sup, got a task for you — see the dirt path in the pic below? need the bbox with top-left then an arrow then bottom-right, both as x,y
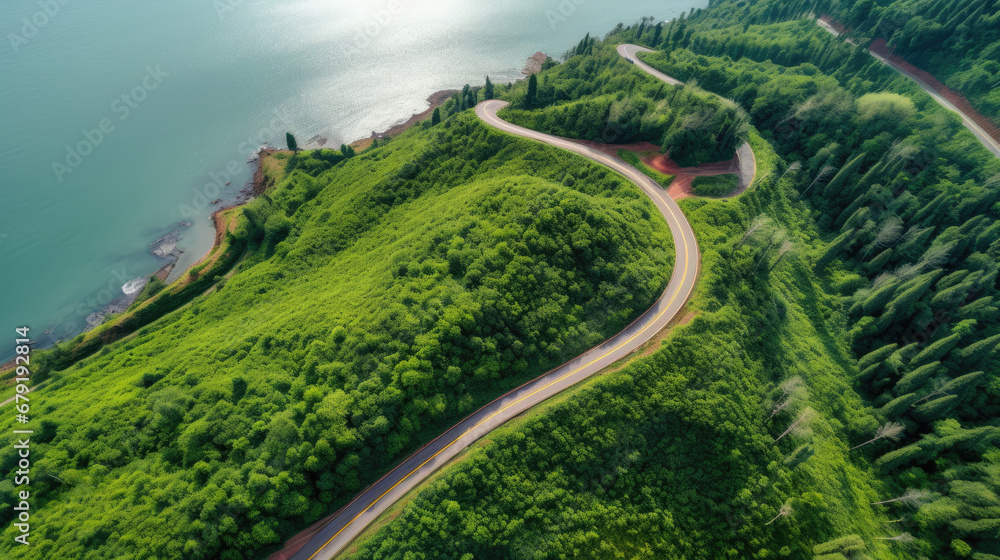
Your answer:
816,17 -> 1000,158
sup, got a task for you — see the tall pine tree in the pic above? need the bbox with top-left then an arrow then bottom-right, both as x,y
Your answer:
526,74 -> 538,108
484,76 -> 494,100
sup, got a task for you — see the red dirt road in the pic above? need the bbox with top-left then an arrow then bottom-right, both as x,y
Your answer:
642,152 -> 739,176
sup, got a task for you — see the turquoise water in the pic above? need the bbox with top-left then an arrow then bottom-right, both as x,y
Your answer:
0,0 -> 706,355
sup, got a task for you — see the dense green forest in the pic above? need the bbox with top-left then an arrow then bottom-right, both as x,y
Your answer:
830,0 -> 1000,128
0,106 -> 674,557
499,40 -> 749,166
345,4 -> 1000,560
699,0 -> 1000,128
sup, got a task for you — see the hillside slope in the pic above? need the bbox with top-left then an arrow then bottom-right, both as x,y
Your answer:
343,9 -> 1000,560
0,112 -> 674,560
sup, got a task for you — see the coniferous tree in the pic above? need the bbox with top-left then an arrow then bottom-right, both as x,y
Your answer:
484,76 -> 494,100
822,151 -> 866,200
526,74 -> 538,108
286,132 -> 299,152
894,362 -> 942,394
913,394 -> 959,423
651,22 -> 663,46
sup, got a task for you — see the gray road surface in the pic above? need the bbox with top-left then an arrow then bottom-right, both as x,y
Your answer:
288,49 -> 703,560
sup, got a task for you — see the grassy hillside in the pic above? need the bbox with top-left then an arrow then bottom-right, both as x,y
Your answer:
344,11 -> 1000,560
5,3 -> 1000,559
0,111 -> 673,559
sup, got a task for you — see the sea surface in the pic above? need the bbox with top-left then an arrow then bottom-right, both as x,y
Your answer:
0,0 -> 706,358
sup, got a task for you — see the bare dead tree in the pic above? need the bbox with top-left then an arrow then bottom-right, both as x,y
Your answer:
875,533 -> 916,544
851,421 -> 905,450
765,502 -> 793,525
770,377 -> 806,419
775,408 -> 815,442
862,216 -> 903,259
754,229 -> 788,274
887,140 -> 919,164
767,241 -> 796,273
798,164 -> 835,198
47,474 -> 68,485
681,110 -> 710,132
740,215 -> 771,246
777,161 -> 803,183
911,378 -> 948,407
770,398 -> 794,419
872,271 -> 895,289
872,489 -> 929,508
892,262 -> 923,282
918,241 -> 957,271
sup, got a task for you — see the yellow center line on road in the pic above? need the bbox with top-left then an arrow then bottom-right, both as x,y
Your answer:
306,105 -> 695,560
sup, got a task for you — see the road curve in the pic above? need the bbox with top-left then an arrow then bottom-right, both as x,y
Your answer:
290,104 -> 698,560
619,44 -> 758,190
289,49 -> 702,560
619,44 -> 682,86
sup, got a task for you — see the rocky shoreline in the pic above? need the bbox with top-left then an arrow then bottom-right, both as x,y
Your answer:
61,53 -> 547,340
81,151 -> 273,333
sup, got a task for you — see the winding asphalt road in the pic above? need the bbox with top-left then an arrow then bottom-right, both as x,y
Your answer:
619,44 -> 682,86
620,44 -> 757,191
287,46 -> 707,560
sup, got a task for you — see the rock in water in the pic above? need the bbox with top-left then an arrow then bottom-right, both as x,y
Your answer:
151,231 -> 180,259
522,51 -> 548,75
84,277 -> 151,331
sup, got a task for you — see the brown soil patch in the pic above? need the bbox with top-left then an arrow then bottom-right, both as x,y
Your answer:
642,152 -> 739,176
253,149 -> 281,196
153,262 -> 176,282
818,14 -> 848,35
668,176 -> 695,200
642,152 -> 739,200
268,513 -> 339,560
564,139 -> 741,200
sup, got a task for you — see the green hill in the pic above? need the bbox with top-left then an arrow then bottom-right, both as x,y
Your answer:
342,5 -> 1000,560
0,112 -> 673,559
